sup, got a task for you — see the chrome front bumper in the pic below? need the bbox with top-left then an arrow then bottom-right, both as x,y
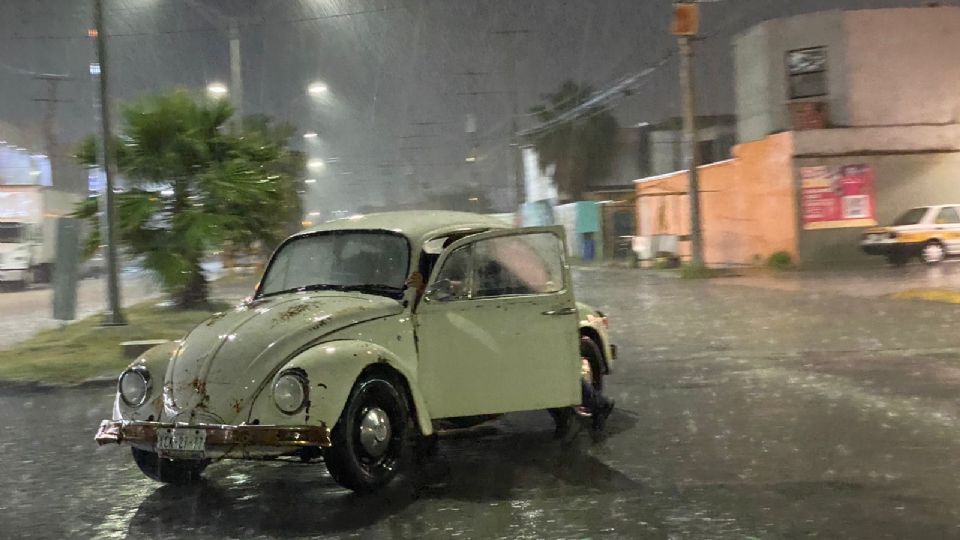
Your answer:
95,420 -> 331,459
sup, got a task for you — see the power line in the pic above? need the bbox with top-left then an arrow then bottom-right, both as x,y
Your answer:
0,5 -> 402,42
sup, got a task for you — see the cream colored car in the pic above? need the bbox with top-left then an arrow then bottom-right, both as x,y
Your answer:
95,211 -> 616,492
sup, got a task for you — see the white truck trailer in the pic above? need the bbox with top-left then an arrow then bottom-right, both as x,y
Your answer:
0,186 -> 83,288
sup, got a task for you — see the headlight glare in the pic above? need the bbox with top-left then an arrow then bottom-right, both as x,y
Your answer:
118,367 -> 150,408
273,371 -> 308,414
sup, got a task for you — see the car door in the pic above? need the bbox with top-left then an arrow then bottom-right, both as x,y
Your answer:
934,206 -> 960,254
414,227 -> 581,419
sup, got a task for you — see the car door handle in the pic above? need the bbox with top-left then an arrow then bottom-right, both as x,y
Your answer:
542,307 -> 577,316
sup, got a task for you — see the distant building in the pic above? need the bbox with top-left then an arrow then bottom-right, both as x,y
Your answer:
637,116 -> 737,178
634,5 -> 960,267
735,6 -> 960,141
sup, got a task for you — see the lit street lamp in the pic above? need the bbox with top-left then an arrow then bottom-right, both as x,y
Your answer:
307,81 -> 328,97
307,158 -> 325,171
206,82 -> 229,98
303,131 -> 319,140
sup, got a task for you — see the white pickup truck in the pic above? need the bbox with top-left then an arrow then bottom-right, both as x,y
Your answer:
0,186 -> 82,288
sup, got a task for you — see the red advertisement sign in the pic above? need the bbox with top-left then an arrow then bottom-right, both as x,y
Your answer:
800,165 -> 877,230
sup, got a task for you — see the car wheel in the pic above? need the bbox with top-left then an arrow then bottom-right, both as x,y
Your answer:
131,448 -> 208,485
886,253 -> 908,267
921,240 -> 945,265
580,336 -> 605,394
324,375 -> 410,493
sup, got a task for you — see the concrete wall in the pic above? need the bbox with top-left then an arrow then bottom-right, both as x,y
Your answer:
735,10 -> 850,142
635,133 -> 798,266
845,7 -> 960,127
796,151 -> 960,266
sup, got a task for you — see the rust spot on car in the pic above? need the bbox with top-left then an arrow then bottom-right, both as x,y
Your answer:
309,315 -> 332,331
231,399 -> 244,414
273,303 -> 318,327
204,312 -> 227,326
190,377 -> 207,395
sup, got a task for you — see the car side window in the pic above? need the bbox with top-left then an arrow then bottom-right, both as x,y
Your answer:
936,207 -> 960,225
472,232 -> 565,298
432,245 -> 472,301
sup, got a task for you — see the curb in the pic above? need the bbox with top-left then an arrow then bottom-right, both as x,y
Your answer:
891,288 -> 960,304
0,375 -> 115,393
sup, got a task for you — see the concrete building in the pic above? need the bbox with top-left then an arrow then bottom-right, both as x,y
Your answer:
641,116 -> 737,177
736,7 -> 960,142
636,5 -> 960,267
633,5 -> 960,266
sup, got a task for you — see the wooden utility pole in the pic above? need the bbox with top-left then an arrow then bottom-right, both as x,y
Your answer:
673,3 -> 704,267
93,0 -> 126,325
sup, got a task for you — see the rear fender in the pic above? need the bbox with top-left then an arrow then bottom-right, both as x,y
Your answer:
246,340 -> 433,436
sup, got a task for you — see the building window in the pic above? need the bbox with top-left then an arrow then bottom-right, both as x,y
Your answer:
786,47 -> 827,99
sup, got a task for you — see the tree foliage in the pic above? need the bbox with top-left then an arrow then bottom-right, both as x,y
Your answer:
528,80 -> 619,201
75,91 -> 304,308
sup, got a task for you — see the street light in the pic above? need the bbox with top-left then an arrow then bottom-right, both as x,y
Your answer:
303,131 -> 319,140
307,158 -> 325,171
207,82 -> 228,98
307,81 -> 328,97
304,178 -> 318,184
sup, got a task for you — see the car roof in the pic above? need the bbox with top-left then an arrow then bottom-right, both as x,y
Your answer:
297,210 -> 513,245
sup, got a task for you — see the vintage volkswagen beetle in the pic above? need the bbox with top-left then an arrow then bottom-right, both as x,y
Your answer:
95,211 -> 615,492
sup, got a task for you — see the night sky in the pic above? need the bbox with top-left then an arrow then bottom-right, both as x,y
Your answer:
0,0 -> 931,211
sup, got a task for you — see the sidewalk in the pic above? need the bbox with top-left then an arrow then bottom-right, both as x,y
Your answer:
710,261 -> 960,300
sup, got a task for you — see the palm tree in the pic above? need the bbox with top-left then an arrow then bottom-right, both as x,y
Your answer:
528,80 -> 619,201
76,91 -> 304,308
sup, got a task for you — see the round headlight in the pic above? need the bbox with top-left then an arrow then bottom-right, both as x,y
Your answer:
273,371 -> 308,414
118,367 -> 150,408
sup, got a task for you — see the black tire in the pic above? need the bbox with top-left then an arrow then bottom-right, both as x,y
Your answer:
548,407 -> 578,441
921,240 -> 946,265
131,448 -> 208,485
886,253 -> 908,267
324,375 -> 410,493
435,414 -> 500,430
580,336 -> 605,393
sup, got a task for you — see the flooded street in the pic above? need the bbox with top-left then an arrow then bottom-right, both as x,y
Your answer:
4,267 -> 960,538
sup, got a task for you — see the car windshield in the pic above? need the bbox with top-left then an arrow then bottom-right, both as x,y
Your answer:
0,223 -> 23,243
892,207 -> 928,226
258,231 -> 409,298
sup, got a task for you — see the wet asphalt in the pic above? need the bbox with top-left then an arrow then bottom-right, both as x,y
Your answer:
4,266 -> 960,539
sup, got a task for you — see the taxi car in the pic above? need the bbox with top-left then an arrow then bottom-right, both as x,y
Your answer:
94,211 -> 615,492
860,205 -> 960,265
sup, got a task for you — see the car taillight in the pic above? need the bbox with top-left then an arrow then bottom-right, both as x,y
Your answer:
596,310 -> 609,329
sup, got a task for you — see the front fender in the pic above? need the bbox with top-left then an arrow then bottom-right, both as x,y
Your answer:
246,340 -> 433,436
115,340 -> 180,422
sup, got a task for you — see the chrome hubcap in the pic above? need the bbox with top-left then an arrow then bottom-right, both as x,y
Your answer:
359,407 -> 391,457
924,244 -> 944,263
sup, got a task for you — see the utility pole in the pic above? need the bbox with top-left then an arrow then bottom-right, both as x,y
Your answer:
228,17 -> 243,124
490,29 -> 533,212
31,73 -> 71,190
672,3 -> 704,267
93,0 -> 126,326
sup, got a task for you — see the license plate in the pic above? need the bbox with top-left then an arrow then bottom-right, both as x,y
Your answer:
156,427 -> 206,457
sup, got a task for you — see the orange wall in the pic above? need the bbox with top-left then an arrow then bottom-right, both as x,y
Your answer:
635,132 -> 798,266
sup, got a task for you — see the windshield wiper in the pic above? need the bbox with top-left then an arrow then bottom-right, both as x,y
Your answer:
260,283 -> 404,299
340,283 -> 405,297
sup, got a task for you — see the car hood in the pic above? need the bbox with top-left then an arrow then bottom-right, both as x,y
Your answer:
163,291 -> 403,423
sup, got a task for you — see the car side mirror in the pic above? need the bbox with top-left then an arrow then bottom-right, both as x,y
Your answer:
424,278 -> 454,303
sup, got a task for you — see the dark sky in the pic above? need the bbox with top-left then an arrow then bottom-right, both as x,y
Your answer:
0,0 -> 932,211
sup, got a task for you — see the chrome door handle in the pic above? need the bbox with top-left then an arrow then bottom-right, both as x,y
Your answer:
542,307 -> 577,316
